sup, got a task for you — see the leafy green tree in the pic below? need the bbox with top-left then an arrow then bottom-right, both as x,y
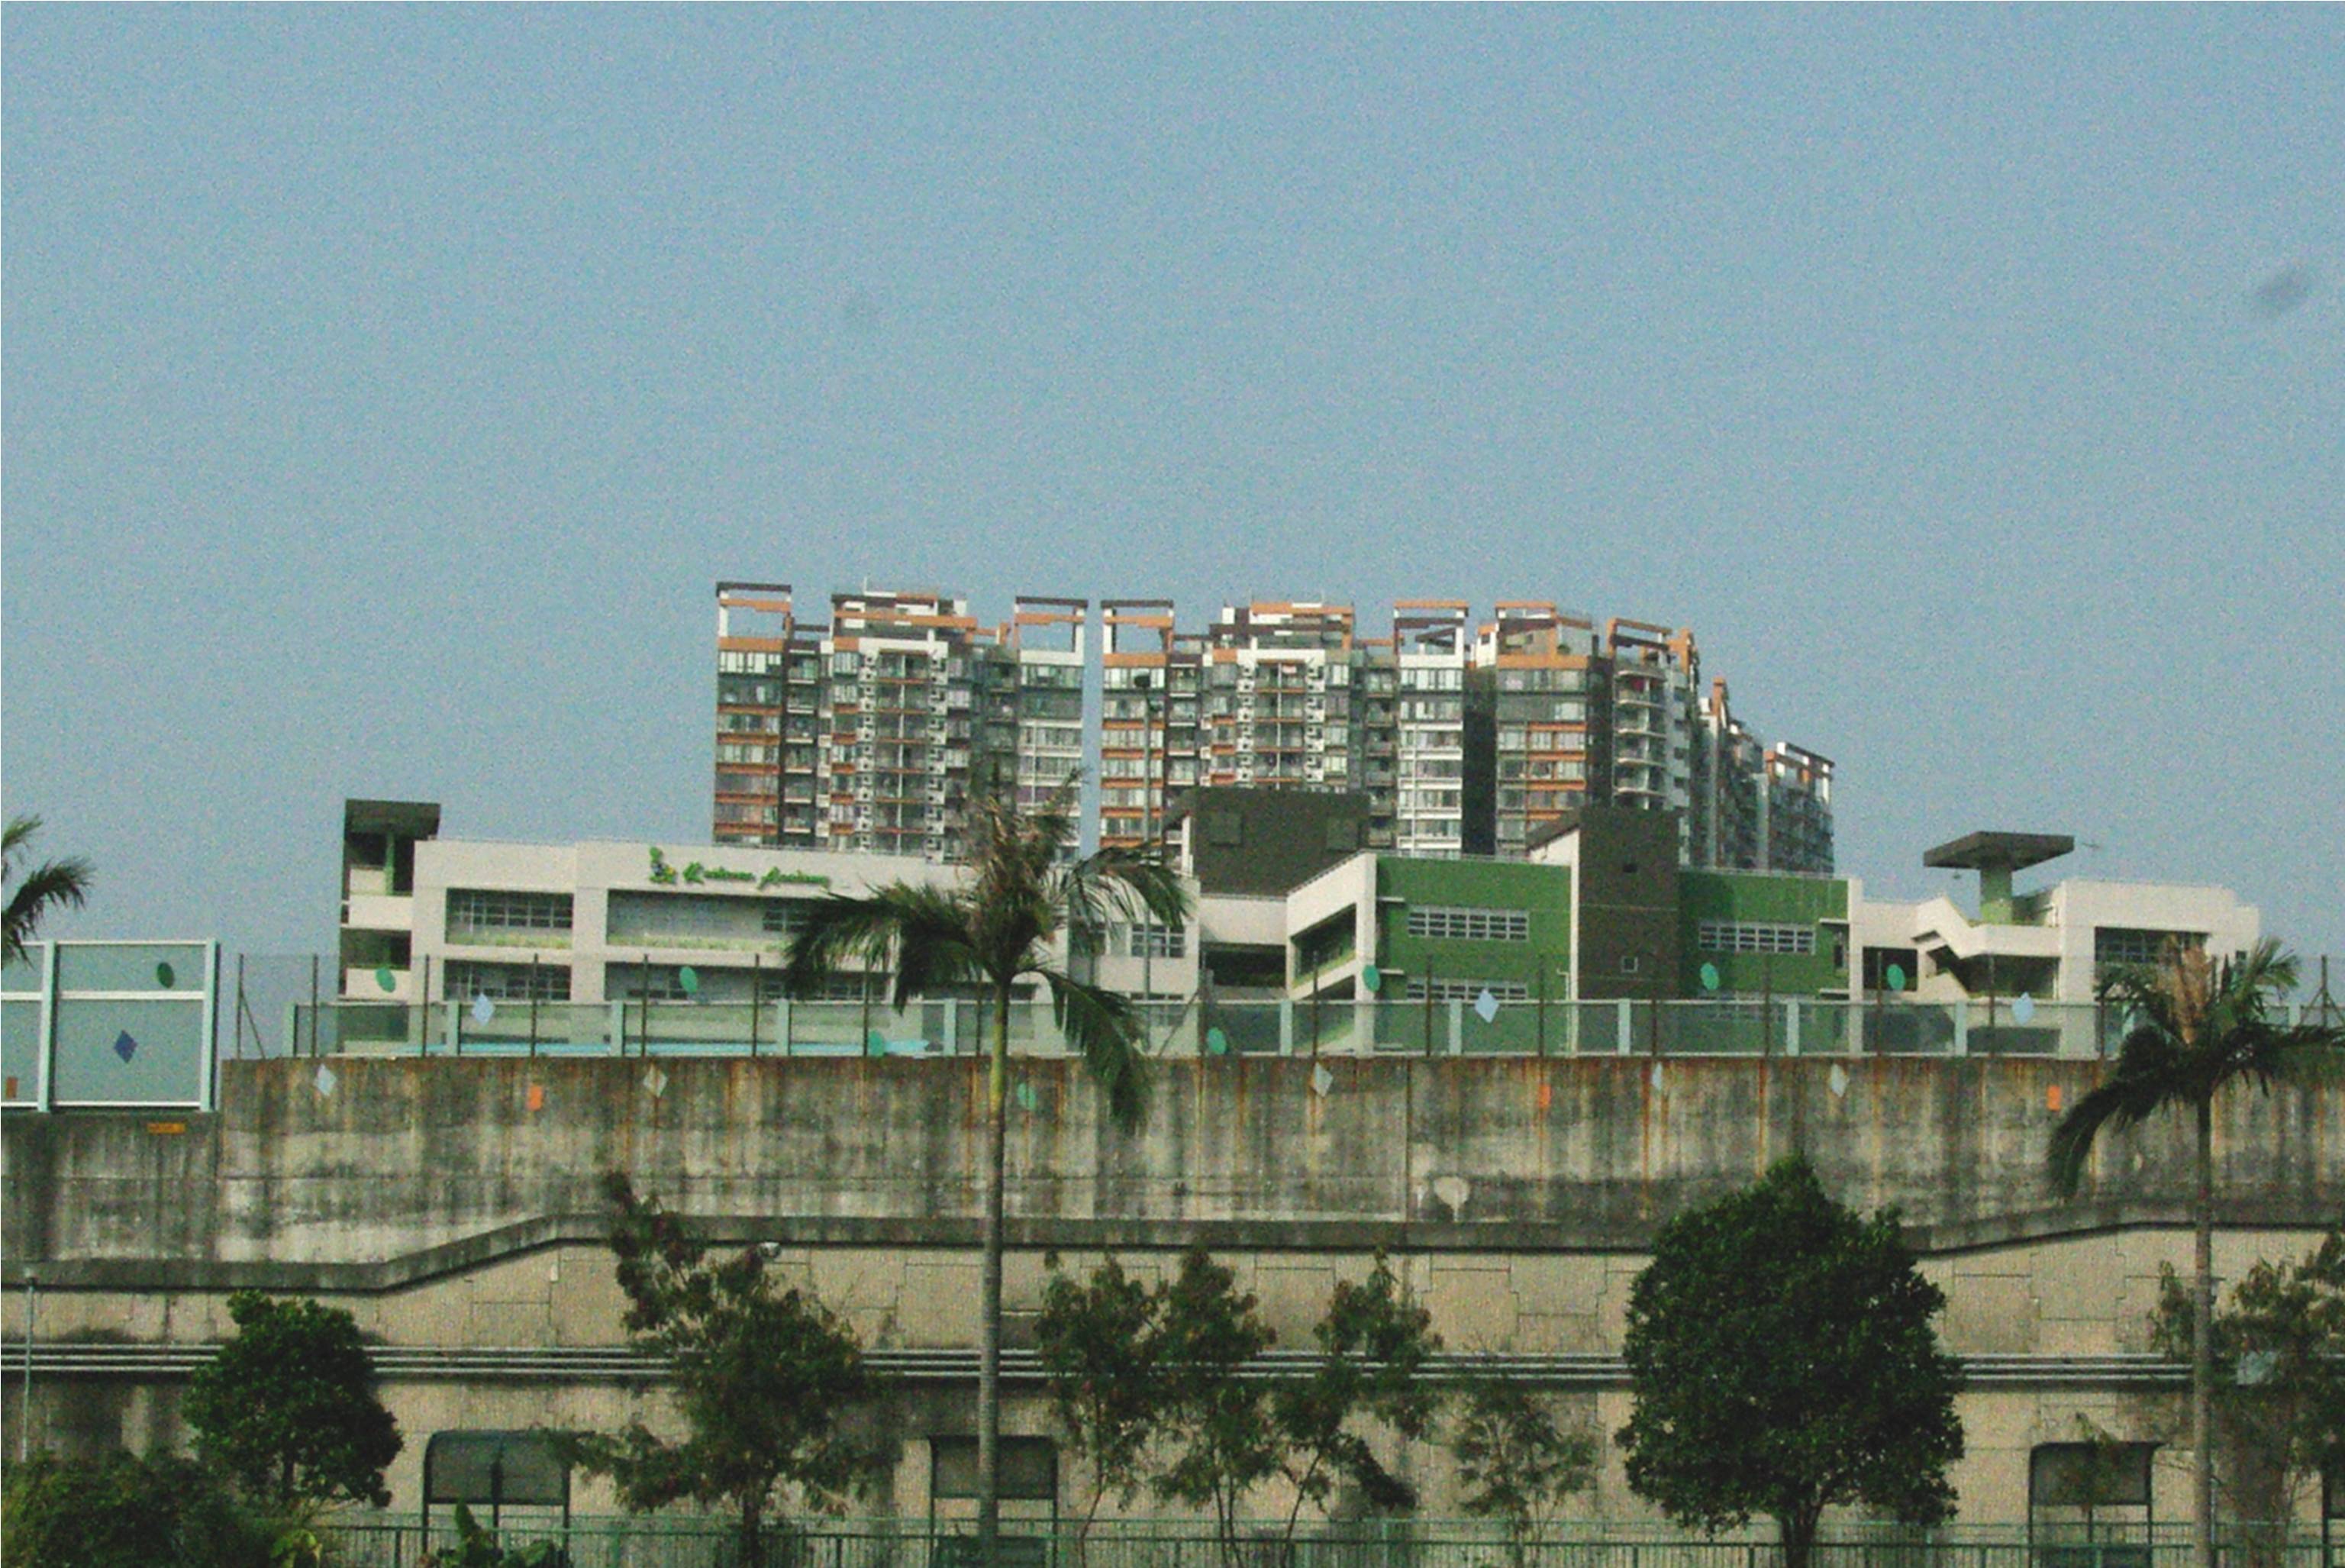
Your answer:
2049,940 -> 2345,1568
0,1449 -> 278,1568
566,1174 -> 885,1567
1450,1379 -> 1598,1568
1617,1158 -> 1964,1568
2148,1223 -> 2345,1568
184,1291 -> 403,1508
1269,1251 -> 1443,1541
783,778 -> 1188,1562
3,814 -> 92,965
1036,1254 -> 1172,1551
1150,1249 -> 1280,1568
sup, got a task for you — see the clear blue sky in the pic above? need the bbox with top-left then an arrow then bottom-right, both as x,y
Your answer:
6,7 -> 2340,972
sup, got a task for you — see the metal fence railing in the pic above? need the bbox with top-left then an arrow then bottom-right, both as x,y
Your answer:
265,995 -> 2148,1063
315,1518 -> 2345,1568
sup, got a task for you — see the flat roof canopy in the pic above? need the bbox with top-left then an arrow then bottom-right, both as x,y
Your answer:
1923,831 -> 2074,873
344,799 -> 442,839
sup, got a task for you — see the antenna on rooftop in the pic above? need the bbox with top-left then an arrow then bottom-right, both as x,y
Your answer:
2304,957 -> 2340,1030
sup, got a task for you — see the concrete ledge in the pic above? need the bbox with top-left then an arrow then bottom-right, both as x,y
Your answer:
0,1341 -> 2191,1391
2,1199 -> 2327,1295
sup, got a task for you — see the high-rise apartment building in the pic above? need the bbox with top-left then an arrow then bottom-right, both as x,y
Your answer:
717,586 -> 1831,872
1701,684 -> 1835,874
712,585 -> 1086,859
1100,601 -> 1472,856
1463,604 -> 1605,858
1384,602 -> 1473,856
1099,600 -> 1201,852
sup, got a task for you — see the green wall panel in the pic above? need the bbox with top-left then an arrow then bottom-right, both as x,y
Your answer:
1678,872 -> 1851,996
1374,857 -> 1574,997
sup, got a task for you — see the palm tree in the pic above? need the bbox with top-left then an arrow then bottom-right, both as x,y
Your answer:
2047,939 -> 2345,1568
783,778 -> 1189,1565
4,815 -> 94,966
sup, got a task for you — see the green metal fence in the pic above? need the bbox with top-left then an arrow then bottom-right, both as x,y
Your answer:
318,1517 -> 2343,1568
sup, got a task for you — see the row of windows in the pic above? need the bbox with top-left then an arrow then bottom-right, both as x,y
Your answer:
2094,927 -> 2206,967
1405,978 -> 1530,1002
1695,921 -> 1818,956
444,960 -> 573,1002
1495,725 -> 1589,750
1406,906 -> 1531,943
1493,669 -> 1591,694
447,890 -> 575,932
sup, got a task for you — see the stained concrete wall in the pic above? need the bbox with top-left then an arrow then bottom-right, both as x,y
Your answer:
5,1055 -> 2334,1280
2,1055 -> 2337,1525
5,1228 -> 2327,1526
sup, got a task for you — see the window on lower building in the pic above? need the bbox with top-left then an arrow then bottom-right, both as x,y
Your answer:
2029,1440 -> 2156,1568
1404,978 -> 1529,1002
2093,928 -> 2206,970
1862,946 -> 1918,992
1697,921 -> 1818,955
444,961 -> 571,1002
929,1435 -> 1059,1505
447,889 -> 574,934
611,964 -> 692,1002
1406,907 -> 1531,943
1124,923 -> 1186,960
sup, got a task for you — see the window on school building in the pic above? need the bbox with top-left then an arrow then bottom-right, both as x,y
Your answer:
446,889 -> 574,934
444,961 -> 572,1002
1403,978 -> 1529,1002
1124,924 -> 1185,960
2093,928 -> 2206,969
611,964 -> 692,1002
1695,921 -> 1817,956
1405,907 -> 1531,943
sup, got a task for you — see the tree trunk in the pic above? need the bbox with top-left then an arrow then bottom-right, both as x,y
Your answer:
978,982 -> 1011,1567
2194,1096 -> 2216,1568
1779,1504 -> 1821,1568
741,1489 -> 763,1568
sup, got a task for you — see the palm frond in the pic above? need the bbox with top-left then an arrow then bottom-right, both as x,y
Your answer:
1053,845 -> 1192,941
2050,938 -> 2336,1199
2047,1069 -> 2169,1198
869,885 -> 987,1008
780,887 -> 964,1003
2,843 -> 93,966
957,782 -> 1071,964
1040,969 -> 1150,1133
